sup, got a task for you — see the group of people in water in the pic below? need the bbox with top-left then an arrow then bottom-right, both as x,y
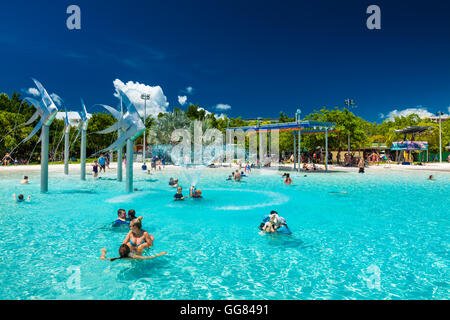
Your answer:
259,210 -> 290,234
103,208 -> 167,261
173,184 -> 203,200
227,170 -> 247,181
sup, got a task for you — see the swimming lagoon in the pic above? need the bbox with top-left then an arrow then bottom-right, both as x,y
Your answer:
0,167 -> 448,300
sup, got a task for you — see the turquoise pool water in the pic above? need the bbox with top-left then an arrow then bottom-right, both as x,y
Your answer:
0,167 -> 448,300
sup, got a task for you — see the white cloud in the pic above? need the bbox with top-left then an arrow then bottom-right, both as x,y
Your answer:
379,113 -> 385,119
55,111 -> 92,125
178,96 -> 187,106
113,79 -> 169,118
198,107 -> 227,120
26,88 -> 39,97
215,103 -> 231,111
50,93 -> 63,107
385,107 -> 434,121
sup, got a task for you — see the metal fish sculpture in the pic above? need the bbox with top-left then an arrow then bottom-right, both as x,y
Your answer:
97,89 -> 145,152
21,78 -> 59,143
64,107 -> 70,133
72,98 -> 90,142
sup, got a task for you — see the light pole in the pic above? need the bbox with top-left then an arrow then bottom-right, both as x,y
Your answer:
141,93 -> 151,162
437,111 -> 443,163
296,109 -> 302,171
227,119 -> 231,165
257,117 -> 263,168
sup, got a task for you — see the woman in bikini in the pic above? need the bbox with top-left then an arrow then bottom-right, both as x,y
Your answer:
122,219 -> 154,256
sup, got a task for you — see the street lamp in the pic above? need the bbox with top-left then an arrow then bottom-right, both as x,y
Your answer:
141,93 -> 151,162
437,111 -> 444,163
296,109 -> 302,171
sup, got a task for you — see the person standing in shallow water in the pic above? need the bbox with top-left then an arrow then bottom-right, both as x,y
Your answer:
358,157 -> 365,173
98,154 -> 106,173
284,173 -> 293,184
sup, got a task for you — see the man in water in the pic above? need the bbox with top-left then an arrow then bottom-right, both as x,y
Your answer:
127,209 -> 137,221
21,176 -> 29,184
100,246 -> 166,261
174,187 -> 185,200
13,193 -> 31,202
112,209 -> 129,227
234,170 -> 242,181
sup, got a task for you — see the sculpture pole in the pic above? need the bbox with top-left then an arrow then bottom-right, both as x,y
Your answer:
21,79 -> 58,192
117,130 -> 123,182
126,139 -> 134,193
41,125 -> 50,192
117,96 -> 123,181
64,127 -> 69,175
80,128 -> 87,180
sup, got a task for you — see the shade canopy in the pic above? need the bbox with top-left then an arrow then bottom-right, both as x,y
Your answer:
394,126 -> 432,135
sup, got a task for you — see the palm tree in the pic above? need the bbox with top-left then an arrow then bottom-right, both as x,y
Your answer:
148,109 -> 191,145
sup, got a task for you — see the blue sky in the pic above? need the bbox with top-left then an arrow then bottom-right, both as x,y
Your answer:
1,0 -> 450,121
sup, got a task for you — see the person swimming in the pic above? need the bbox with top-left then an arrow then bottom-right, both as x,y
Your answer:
226,175 -> 233,181
20,176 -> 29,184
170,179 -> 179,188
13,193 -> 30,202
123,219 -> 154,255
428,175 -> 434,180
100,246 -> 166,261
174,186 -> 185,200
127,209 -> 137,221
329,191 -> 347,194
259,211 -> 289,234
112,209 -> 129,227
192,189 -> 202,199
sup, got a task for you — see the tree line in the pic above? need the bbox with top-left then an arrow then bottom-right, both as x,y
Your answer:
0,92 -> 448,163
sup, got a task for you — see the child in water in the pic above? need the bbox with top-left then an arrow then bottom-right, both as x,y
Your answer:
92,161 -> 99,179
13,193 -> 31,202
